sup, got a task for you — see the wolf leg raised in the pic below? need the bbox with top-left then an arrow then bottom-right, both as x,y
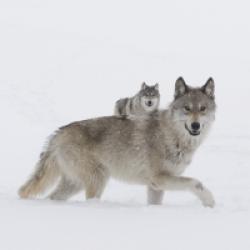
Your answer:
151,174 -> 215,207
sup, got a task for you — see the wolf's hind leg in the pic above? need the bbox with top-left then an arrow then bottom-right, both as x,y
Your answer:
151,175 -> 215,207
147,186 -> 164,205
49,176 -> 83,200
85,165 -> 109,200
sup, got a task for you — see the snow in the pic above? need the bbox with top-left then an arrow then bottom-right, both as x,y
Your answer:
0,0 -> 250,249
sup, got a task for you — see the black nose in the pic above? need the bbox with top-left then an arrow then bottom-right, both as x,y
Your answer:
147,101 -> 152,106
191,122 -> 200,131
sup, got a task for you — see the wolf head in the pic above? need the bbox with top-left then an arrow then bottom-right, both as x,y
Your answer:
170,77 -> 216,137
139,82 -> 160,112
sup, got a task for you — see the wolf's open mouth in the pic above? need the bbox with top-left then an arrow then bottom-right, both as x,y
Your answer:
185,124 -> 200,136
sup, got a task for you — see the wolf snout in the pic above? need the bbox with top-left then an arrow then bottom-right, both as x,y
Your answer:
185,122 -> 201,136
191,122 -> 200,131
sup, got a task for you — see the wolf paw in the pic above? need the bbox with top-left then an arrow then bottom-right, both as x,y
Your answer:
200,188 -> 215,208
193,182 -> 215,208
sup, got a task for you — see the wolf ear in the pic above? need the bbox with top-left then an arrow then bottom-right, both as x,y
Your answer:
202,78 -> 215,99
154,83 -> 159,90
175,77 -> 188,99
141,82 -> 147,90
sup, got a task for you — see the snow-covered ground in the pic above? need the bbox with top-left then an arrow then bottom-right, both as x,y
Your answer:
0,1 -> 250,249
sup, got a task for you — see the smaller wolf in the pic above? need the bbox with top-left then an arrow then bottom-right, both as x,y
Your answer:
114,82 -> 160,116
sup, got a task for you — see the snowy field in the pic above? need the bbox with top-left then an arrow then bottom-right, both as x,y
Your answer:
0,1 -> 250,249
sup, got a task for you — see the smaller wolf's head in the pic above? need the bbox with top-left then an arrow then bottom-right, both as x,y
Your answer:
170,77 -> 216,137
139,82 -> 160,112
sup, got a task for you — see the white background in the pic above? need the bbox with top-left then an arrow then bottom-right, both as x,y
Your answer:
0,1 -> 250,249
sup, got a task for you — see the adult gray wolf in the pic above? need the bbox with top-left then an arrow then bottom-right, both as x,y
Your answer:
114,82 -> 160,116
19,77 -> 216,207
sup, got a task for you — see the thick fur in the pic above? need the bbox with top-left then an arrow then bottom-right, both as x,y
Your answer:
114,82 -> 160,116
18,151 -> 58,198
19,78 -> 216,207
114,83 -> 162,202
114,82 -> 162,204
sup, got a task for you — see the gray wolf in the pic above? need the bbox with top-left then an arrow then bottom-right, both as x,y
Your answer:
114,82 -> 160,116
19,77 -> 216,207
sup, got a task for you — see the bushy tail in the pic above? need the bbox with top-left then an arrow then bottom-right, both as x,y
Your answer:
18,151 -> 59,199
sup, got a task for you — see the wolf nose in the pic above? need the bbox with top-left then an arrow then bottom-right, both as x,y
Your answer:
147,101 -> 152,106
191,122 -> 200,131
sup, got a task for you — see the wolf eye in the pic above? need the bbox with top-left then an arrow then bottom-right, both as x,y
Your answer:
184,105 -> 191,112
200,106 -> 206,112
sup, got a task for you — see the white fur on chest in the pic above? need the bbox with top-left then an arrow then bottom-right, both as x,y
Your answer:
164,150 -> 193,175
163,138 -> 198,176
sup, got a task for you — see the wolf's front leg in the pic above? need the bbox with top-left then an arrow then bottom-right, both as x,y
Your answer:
150,175 -> 215,207
147,186 -> 164,205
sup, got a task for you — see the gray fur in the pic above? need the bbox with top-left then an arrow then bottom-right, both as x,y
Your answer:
54,82 -> 162,203
19,78 -> 216,207
114,82 -> 160,116
49,176 -> 83,200
114,82 -> 162,204
147,186 -> 164,205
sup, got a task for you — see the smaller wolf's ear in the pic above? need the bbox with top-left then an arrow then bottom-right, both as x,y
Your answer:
175,77 -> 188,99
154,83 -> 159,90
141,82 -> 147,90
202,78 -> 215,99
